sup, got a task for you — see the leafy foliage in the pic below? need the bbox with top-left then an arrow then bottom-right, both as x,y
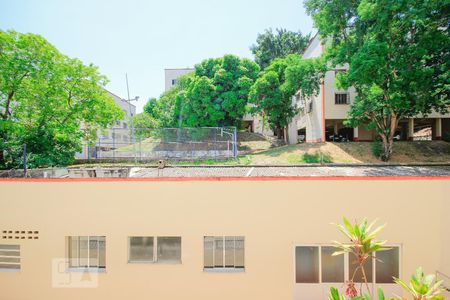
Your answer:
333,217 -> 389,296
144,55 -> 259,128
250,28 -> 311,69
249,54 -> 325,138
304,0 -> 450,161
0,30 -> 124,168
394,267 -> 445,300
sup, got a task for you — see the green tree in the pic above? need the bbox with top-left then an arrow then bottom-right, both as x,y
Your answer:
180,55 -> 260,127
0,30 -> 123,168
304,0 -> 450,161
250,28 -> 311,69
249,54 -> 325,139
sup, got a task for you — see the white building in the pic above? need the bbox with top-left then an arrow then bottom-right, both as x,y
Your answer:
286,33 -> 450,144
164,68 -> 194,91
76,90 -> 136,159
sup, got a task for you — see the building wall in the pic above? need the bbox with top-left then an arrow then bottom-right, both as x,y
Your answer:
0,179 -> 448,300
164,68 -> 194,91
293,34 -> 450,144
76,91 -> 136,159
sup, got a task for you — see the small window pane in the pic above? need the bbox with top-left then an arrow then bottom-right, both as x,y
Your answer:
68,237 -> 79,267
129,237 -> 154,262
225,237 -> 235,267
214,237 -> 224,267
234,237 -> 245,268
321,246 -> 344,282
204,237 -> 214,268
157,237 -> 181,263
79,237 -> 89,267
349,254 -> 373,283
89,237 -> 98,267
376,247 -> 399,283
98,236 -> 106,268
296,246 -> 319,283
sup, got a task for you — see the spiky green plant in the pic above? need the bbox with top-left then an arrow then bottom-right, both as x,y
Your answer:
394,267 -> 445,300
329,287 -> 394,300
332,217 -> 390,296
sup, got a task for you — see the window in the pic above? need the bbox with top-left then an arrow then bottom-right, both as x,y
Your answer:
68,236 -> 106,270
306,101 -> 313,113
171,79 -> 177,85
295,245 -> 400,285
123,122 -> 127,129
0,244 -> 20,271
321,246 -> 344,282
129,237 -> 154,262
375,247 -> 399,283
204,236 -> 244,271
157,237 -> 181,263
335,93 -> 350,104
296,246 -> 319,283
128,236 -> 181,264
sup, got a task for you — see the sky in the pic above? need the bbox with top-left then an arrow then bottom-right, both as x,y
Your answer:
0,0 -> 314,113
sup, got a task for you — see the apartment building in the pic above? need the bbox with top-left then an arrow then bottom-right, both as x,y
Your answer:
0,179 -> 449,300
287,34 -> 450,144
164,68 -> 194,91
76,91 -> 136,159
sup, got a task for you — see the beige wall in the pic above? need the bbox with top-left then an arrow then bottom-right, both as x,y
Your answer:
0,179 -> 449,300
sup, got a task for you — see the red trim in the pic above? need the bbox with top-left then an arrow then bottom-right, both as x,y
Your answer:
434,136 -> 442,140
408,137 -> 414,141
0,176 -> 449,182
353,137 -> 360,142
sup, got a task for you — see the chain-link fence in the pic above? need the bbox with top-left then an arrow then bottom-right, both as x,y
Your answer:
85,127 -> 237,161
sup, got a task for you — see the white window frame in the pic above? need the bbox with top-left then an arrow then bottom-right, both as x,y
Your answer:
335,92 -> 350,105
0,244 -> 21,272
128,236 -> 182,264
67,236 -> 106,273
294,244 -> 402,285
203,236 -> 245,273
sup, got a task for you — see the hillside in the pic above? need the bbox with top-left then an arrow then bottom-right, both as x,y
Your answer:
241,141 -> 450,165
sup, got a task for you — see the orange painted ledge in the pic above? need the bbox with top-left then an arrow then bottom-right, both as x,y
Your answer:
0,176 -> 449,182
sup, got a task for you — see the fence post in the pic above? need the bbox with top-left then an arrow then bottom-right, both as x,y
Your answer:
233,127 -> 238,158
23,144 -> 27,178
113,128 -> 116,162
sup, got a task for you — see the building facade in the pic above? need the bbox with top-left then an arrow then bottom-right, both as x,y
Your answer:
76,91 -> 136,159
164,68 -> 194,91
0,179 -> 449,300
287,34 -> 450,144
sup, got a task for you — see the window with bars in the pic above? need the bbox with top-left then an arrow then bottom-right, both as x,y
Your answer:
295,245 -> 400,284
204,236 -> 244,271
335,93 -> 350,104
68,236 -> 106,270
128,236 -> 181,264
0,244 -> 20,271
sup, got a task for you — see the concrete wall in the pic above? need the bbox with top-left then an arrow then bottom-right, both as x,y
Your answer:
0,179 -> 449,300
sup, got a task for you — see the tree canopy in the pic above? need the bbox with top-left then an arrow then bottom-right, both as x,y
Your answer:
249,54 -> 325,138
143,55 -> 260,128
304,0 -> 450,160
250,28 -> 311,69
0,30 -> 124,168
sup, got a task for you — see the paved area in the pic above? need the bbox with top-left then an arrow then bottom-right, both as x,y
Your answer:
128,166 -> 450,178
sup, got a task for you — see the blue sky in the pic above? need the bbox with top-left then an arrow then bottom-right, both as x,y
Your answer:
0,0 -> 314,112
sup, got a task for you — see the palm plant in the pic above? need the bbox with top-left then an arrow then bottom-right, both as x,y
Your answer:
332,217 -> 390,296
329,287 -> 393,300
394,267 -> 445,300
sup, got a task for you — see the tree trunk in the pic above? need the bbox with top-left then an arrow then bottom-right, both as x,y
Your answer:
276,127 -> 282,139
379,114 -> 398,161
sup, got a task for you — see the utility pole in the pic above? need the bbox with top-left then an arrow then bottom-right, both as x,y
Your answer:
125,73 -> 139,163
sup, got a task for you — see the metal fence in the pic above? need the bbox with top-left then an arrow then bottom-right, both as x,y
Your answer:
86,127 -> 238,161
